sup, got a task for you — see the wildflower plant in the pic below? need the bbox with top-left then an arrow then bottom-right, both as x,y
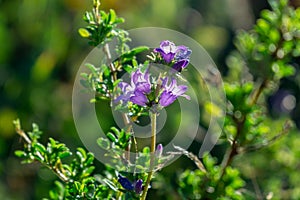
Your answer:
14,0 -> 300,199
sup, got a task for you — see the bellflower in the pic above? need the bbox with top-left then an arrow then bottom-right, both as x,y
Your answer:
154,40 -> 177,63
173,45 -> 192,72
116,69 -> 151,106
154,40 -> 192,72
175,45 -> 192,60
159,77 -> 190,107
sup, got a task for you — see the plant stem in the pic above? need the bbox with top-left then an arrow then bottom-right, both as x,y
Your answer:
102,42 -> 133,162
250,79 -> 268,106
103,43 -> 118,82
15,125 -> 31,145
15,123 -> 69,182
141,112 -> 157,200
220,79 -> 268,180
220,116 -> 244,178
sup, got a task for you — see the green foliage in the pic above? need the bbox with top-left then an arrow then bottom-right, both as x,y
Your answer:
224,82 -> 254,114
233,0 -> 299,80
80,63 -> 114,101
178,154 -> 245,200
177,0 -> 298,199
97,127 -> 132,158
13,120 -> 119,199
79,5 -> 126,47
13,0 -> 300,199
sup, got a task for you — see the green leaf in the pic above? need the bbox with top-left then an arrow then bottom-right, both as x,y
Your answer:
110,127 -> 120,137
120,46 -> 149,63
114,17 -> 125,24
130,46 -> 149,54
80,79 -> 90,88
76,147 -> 87,162
15,150 -> 26,158
100,64 -> 110,77
58,151 -> 72,159
97,138 -> 110,150
106,132 -> 118,143
103,179 -> 118,191
83,11 -> 94,23
78,28 -> 91,38
35,142 -> 46,153
74,181 -> 81,191
143,147 -> 150,154
86,63 -> 97,74
49,138 -> 57,148
85,153 -> 94,165
82,166 -> 95,177
109,9 -> 116,24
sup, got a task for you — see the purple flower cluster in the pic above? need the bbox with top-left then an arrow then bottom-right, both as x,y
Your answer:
118,175 -> 143,194
116,69 -> 190,108
154,40 -> 192,72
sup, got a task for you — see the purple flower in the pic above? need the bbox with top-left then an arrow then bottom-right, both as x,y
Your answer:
115,82 -> 134,103
175,45 -> 192,60
154,40 -> 192,72
134,179 -> 143,194
118,175 -> 134,191
130,90 -> 148,106
118,175 -> 143,194
116,69 -> 151,106
173,45 -> 191,72
116,65 -> 191,108
159,77 -> 190,107
172,59 -> 189,72
131,69 -> 151,94
154,40 -> 177,63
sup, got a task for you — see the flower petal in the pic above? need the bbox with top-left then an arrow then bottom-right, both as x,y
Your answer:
135,82 -> 151,93
172,85 -> 188,96
172,59 -> 189,72
159,77 -> 190,107
162,53 -> 176,63
160,40 -> 177,53
134,179 -> 143,194
159,91 -> 177,107
115,82 -> 133,103
175,45 -> 192,60
118,175 -> 134,191
130,90 -> 148,106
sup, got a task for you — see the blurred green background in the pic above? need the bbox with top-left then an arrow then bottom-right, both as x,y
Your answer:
1,0 -> 300,199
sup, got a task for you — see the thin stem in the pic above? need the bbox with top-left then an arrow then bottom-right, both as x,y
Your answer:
103,43 -> 118,82
250,79 -> 268,106
141,112 -> 157,200
103,42 -> 132,162
15,124 -> 69,182
251,173 -> 263,200
93,0 -> 101,24
15,126 -> 31,145
220,116 -> 245,179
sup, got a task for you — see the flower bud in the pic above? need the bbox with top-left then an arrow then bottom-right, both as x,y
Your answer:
155,144 -> 163,157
